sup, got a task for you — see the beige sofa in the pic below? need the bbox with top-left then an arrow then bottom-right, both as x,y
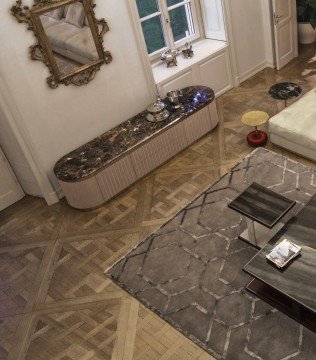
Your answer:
269,88 -> 316,161
40,3 -> 98,65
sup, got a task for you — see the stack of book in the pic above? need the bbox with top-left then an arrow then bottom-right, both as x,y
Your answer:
266,239 -> 301,268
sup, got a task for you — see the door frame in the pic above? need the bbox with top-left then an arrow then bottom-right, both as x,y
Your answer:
293,0 -> 298,57
0,147 -> 24,211
0,74 -> 59,205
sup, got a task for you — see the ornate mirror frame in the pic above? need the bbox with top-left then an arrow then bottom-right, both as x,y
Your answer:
11,0 -> 112,88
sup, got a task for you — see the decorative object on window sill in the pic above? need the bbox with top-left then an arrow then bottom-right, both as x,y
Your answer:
146,95 -> 170,123
182,43 -> 194,58
167,90 -> 183,109
11,0 -> 112,89
241,110 -> 269,147
161,49 -> 180,67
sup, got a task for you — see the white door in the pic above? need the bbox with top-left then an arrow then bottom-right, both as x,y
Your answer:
272,0 -> 298,70
0,147 -> 24,211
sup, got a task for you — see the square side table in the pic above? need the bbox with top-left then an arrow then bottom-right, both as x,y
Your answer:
228,182 -> 296,249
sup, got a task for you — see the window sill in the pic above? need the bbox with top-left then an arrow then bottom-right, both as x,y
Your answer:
152,39 -> 228,85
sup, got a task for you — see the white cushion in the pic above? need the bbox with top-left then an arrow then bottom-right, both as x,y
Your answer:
269,88 -> 316,151
270,133 -> 316,161
65,3 -> 85,28
45,8 -> 64,20
40,15 -> 63,29
45,22 -> 84,49
65,27 -> 98,61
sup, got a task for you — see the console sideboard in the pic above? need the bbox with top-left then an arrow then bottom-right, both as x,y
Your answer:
55,87 -> 219,209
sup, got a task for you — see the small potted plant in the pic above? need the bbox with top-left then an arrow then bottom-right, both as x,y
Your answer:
297,0 -> 316,44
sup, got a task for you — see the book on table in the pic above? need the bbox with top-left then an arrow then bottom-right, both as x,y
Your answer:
266,239 -> 301,268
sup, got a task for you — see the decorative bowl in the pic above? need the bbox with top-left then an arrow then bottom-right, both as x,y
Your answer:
167,90 -> 183,109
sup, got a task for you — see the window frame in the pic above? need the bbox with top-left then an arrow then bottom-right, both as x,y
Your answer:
137,0 -> 204,60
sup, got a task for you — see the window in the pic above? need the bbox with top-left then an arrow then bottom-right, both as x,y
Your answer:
136,0 -> 201,57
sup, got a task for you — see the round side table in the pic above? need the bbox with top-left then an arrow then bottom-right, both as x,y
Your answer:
269,82 -> 302,108
241,111 -> 269,147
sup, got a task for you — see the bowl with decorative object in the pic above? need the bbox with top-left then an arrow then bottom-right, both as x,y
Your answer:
161,49 -> 180,67
167,90 -> 183,109
182,43 -> 194,58
146,96 -> 169,122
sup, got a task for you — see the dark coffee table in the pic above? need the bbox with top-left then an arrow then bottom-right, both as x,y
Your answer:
243,194 -> 316,332
228,182 -> 296,248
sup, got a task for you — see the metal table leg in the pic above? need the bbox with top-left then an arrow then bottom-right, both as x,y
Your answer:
239,217 -> 285,249
246,218 -> 258,247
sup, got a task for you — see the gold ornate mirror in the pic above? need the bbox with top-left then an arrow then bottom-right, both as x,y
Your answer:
12,0 -> 112,88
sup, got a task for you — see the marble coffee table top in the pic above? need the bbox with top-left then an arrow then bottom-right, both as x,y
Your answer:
269,82 -> 302,101
244,194 -> 316,314
228,182 -> 296,228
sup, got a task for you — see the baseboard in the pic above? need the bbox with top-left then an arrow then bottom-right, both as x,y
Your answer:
29,186 -> 63,205
235,61 -> 274,85
56,186 -> 64,199
44,190 -> 61,205
21,181 -> 43,198
215,84 -> 234,98
265,60 -> 275,69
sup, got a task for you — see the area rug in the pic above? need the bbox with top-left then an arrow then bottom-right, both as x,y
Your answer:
106,148 -> 316,359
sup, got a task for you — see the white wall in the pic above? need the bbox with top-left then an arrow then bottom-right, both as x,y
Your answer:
227,0 -> 274,84
0,0 -> 154,194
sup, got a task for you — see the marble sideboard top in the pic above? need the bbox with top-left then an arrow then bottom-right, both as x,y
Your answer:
54,86 -> 215,182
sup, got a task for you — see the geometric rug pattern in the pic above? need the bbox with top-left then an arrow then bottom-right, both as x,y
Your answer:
107,148 -> 316,359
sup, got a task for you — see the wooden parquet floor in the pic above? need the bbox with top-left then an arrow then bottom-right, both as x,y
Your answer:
0,44 -> 315,360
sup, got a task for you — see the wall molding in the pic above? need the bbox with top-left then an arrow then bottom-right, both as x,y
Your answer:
125,0 -> 157,99
222,0 -> 239,87
260,0 -> 275,67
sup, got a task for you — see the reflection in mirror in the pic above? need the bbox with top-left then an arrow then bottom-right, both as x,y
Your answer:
11,0 -> 112,88
39,2 -> 99,76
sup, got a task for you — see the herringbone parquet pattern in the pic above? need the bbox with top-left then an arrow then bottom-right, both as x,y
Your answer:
0,44 -> 315,359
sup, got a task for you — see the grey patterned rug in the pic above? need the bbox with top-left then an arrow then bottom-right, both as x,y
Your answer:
106,148 -> 316,359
